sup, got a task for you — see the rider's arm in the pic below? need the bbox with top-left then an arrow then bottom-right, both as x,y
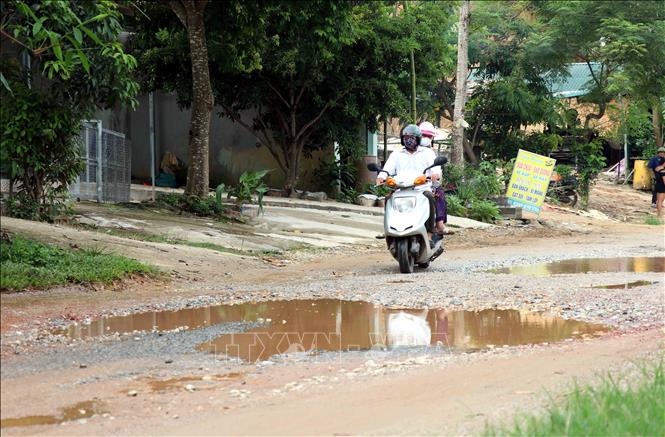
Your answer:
378,152 -> 398,184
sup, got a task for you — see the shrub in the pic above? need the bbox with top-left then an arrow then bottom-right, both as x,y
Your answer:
570,139 -> 607,210
446,194 -> 465,217
441,160 -> 503,223
363,183 -> 391,198
156,192 -> 223,217
0,86 -> 84,221
467,199 -> 501,222
226,170 -> 269,213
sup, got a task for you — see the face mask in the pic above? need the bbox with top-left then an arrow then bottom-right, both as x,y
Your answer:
421,137 -> 432,147
403,136 -> 418,150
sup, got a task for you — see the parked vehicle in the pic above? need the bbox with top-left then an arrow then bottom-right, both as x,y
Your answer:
368,156 -> 447,274
547,171 -> 578,207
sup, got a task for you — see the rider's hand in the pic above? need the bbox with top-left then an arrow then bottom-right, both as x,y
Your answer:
376,178 -> 385,185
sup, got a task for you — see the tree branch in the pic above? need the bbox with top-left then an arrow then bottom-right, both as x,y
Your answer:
295,87 -> 351,143
167,0 -> 187,27
294,81 -> 308,108
584,58 -> 601,88
264,78 -> 290,108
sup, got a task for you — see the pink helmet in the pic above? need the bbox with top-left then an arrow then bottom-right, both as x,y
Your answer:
418,121 -> 435,138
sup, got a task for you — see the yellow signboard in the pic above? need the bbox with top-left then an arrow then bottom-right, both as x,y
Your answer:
506,149 -> 556,213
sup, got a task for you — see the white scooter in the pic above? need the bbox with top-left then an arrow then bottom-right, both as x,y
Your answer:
368,156 -> 447,274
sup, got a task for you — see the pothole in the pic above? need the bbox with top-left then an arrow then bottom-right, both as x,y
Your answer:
487,257 -> 664,276
0,400 -> 106,429
56,300 -> 608,363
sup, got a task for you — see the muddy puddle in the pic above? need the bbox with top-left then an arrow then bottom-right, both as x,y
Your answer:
145,373 -> 243,393
60,300 -> 607,362
489,256 -> 665,276
0,400 -> 106,429
591,280 -> 658,290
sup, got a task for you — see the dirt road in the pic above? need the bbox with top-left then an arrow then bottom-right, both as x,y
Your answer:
1,183 -> 663,435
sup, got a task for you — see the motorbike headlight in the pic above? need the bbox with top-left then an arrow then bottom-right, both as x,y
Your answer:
393,196 -> 416,213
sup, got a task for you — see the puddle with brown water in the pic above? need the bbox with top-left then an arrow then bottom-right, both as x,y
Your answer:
0,400 -> 106,429
488,257 -> 665,277
145,373 -> 243,392
591,280 -> 658,290
58,300 -> 607,363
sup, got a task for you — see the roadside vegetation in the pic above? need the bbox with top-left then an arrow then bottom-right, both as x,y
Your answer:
154,170 -> 270,220
485,361 -> 664,436
0,234 -> 156,291
644,216 -> 664,226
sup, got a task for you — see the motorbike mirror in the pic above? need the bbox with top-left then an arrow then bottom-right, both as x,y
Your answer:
367,163 -> 382,172
434,156 -> 448,166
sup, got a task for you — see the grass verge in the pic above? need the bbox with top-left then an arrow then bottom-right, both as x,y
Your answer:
484,361 -> 664,436
0,235 -> 157,291
644,215 -> 664,225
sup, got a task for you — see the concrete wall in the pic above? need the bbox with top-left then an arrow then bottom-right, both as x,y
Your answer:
104,91 -> 329,190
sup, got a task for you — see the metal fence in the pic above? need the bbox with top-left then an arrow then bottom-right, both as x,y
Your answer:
70,120 -> 131,203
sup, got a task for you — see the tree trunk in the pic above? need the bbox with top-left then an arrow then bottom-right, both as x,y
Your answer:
403,1 -> 417,123
170,1 -> 213,198
584,102 -> 606,129
451,0 -> 469,167
654,98 -> 663,148
283,161 -> 299,196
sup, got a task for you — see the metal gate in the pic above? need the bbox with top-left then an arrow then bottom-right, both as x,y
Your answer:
70,120 -> 131,203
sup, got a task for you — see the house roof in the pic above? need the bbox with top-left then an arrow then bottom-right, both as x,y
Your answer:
545,62 -> 601,99
467,62 -> 602,99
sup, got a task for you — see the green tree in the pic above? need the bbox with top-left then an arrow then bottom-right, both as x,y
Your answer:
0,0 -> 139,220
133,0 -> 448,194
527,0 -> 665,138
459,1 -> 561,159
0,1 -> 139,107
599,7 -> 665,147
129,0 -> 266,190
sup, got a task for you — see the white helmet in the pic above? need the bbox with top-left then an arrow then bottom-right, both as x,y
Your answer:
418,121 -> 436,138
418,121 -> 435,147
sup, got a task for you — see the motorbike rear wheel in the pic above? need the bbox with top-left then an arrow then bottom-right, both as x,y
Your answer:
397,239 -> 414,274
559,190 -> 578,207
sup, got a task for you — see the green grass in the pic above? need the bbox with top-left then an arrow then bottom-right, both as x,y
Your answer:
485,361 -> 664,436
0,235 -> 157,291
644,215 -> 664,225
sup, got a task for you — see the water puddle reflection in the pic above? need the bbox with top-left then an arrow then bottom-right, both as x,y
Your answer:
488,257 -> 664,276
58,300 -> 607,363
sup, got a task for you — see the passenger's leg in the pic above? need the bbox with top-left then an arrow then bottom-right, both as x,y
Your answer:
423,191 -> 436,236
434,186 -> 447,234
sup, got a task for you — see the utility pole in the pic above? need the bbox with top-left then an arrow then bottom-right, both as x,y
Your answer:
383,117 -> 388,164
451,0 -> 470,166
403,1 -> 417,123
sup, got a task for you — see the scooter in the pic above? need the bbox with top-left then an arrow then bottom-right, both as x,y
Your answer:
368,156 -> 447,274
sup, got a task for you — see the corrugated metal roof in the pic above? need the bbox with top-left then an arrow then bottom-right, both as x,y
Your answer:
545,62 -> 601,99
467,62 -> 602,99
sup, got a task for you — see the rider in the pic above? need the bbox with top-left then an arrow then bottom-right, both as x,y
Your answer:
418,121 -> 447,237
376,124 -> 442,245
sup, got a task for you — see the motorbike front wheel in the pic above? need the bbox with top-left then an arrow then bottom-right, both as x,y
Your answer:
397,239 -> 414,274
